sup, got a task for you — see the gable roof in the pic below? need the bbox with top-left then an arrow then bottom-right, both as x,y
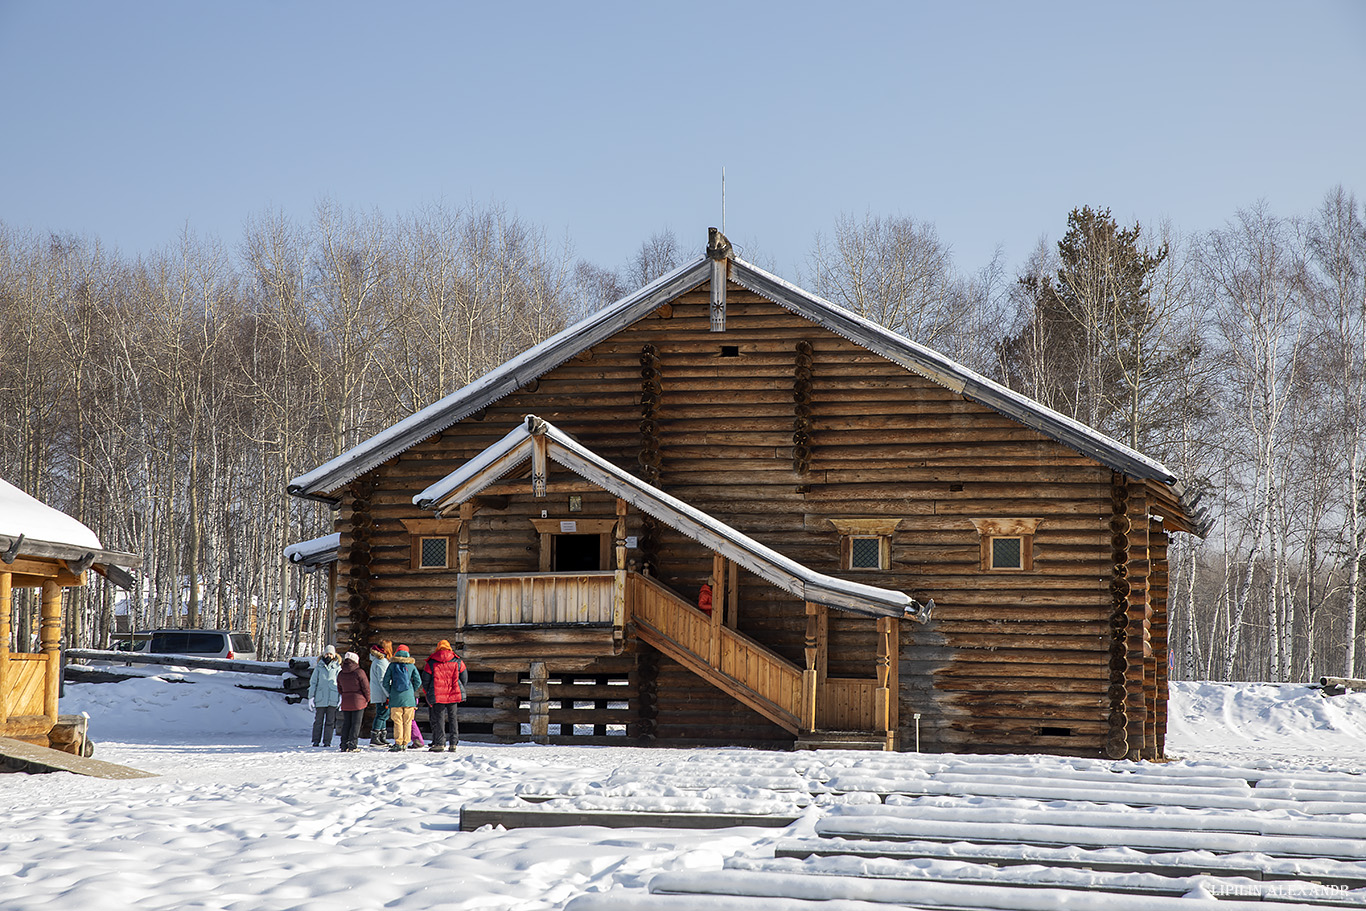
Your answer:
289,244 -> 1205,533
414,415 -> 931,621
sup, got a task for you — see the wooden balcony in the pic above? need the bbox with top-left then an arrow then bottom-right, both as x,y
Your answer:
452,568 -> 895,746
455,571 -> 626,670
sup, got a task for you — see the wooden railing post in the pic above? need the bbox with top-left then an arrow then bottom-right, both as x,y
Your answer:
0,570 -> 10,723
41,579 -> 62,722
801,602 -> 819,732
875,616 -> 893,739
709,554 -> 724,668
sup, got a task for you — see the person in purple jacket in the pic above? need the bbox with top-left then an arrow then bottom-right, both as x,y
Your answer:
335,651 -> 370,752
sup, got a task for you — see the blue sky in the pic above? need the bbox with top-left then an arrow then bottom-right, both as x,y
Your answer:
1,1 -> 1363,279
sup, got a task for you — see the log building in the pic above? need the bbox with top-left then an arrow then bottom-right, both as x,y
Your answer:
288,230 -> 1205,759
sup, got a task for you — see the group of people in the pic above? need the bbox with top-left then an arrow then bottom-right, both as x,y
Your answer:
307,638 -> 468,753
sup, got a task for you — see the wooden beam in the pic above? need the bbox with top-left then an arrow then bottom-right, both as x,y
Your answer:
531,433 -> 548,498
0,534 -> 139,570
0,556 -> 80,585
709,258 -> 727,332
477,480 -> 599,498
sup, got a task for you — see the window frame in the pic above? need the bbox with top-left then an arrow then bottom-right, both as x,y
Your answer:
829,518 -> 899,573
416,535 -> 450,570
971,518 -> 1041,572
400,517 -> 462,571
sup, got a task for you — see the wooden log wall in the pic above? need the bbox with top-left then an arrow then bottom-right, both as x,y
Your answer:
333,280 -> 1171,756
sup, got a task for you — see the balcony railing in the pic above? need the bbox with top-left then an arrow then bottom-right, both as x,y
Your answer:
458,571 -> 625,628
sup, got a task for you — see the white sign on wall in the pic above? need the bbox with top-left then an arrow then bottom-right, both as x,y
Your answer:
560,521 -> 577,533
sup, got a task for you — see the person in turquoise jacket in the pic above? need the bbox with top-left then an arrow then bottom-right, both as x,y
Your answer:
308,644 -> 341,747
382,645 -> 422,751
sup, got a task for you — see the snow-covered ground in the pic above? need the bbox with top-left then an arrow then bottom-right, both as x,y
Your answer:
2,671 -> 1364,910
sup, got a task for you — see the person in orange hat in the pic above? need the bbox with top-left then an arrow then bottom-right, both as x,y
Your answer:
421,638 -> 468,752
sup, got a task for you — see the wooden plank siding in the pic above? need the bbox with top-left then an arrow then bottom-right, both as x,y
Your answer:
4,655 -> 47,718
331,281 -> 1166,757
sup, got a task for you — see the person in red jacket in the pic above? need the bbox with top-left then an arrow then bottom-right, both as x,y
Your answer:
335,651 -> 370,752
421,639 -> 468,752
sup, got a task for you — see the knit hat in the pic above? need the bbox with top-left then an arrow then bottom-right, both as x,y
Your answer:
395,644 -> 411,658
369,643 -> 384,654
344,651 -> 359,663
323,644 -> 337,657
437,639 -> 452,651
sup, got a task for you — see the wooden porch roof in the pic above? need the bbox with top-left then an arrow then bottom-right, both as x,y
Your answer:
0,478 -> 139,589
413,415 -> 931,622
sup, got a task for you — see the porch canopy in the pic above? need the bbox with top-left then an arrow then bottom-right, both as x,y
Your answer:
414,415 -> 930,622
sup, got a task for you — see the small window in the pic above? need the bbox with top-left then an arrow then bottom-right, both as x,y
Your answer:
971,519 -> 1040,572
830,518 -> 898,572
990,536 -> 1023,570
720,345 -> 740,358
419,536 -> 449,569
850,536 -> 883,569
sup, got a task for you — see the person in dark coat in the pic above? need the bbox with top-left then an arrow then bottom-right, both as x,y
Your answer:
336,651 -> 370,752
421,639 -> 468,752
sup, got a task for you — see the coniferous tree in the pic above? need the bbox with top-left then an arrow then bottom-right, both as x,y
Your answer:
999,206 -> 1176,446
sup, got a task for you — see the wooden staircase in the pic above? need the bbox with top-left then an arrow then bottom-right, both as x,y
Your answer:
629,574 -> 892,747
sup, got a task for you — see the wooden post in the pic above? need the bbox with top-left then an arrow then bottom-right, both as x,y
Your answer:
41,579 -> 62,722
709,554 -> 724,668
726,559 -> 739,630
0,570 -> 10,724
614,499 -> 628,571
458,502 -> 473,573
528,661 -> 550,744
801,602 -> 818,732
875,616 -> 892,739
816,603 -> 829,683
886,617 -> 900,749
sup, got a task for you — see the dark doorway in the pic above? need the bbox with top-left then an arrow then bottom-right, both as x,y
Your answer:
554,534 -> 601,571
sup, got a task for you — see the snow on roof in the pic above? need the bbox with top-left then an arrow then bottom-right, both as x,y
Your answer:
283,532 -> 340,566
0,477 -> 102,551
290,240 -> 1200,532
414,415 -> 930,621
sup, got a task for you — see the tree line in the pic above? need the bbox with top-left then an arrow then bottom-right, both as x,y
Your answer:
2,189 -> 1363,679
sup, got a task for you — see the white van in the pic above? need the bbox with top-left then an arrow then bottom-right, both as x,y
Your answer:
142,629 -> 257,661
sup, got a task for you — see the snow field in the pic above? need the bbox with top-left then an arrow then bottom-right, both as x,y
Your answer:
0,672 -> 1363,910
